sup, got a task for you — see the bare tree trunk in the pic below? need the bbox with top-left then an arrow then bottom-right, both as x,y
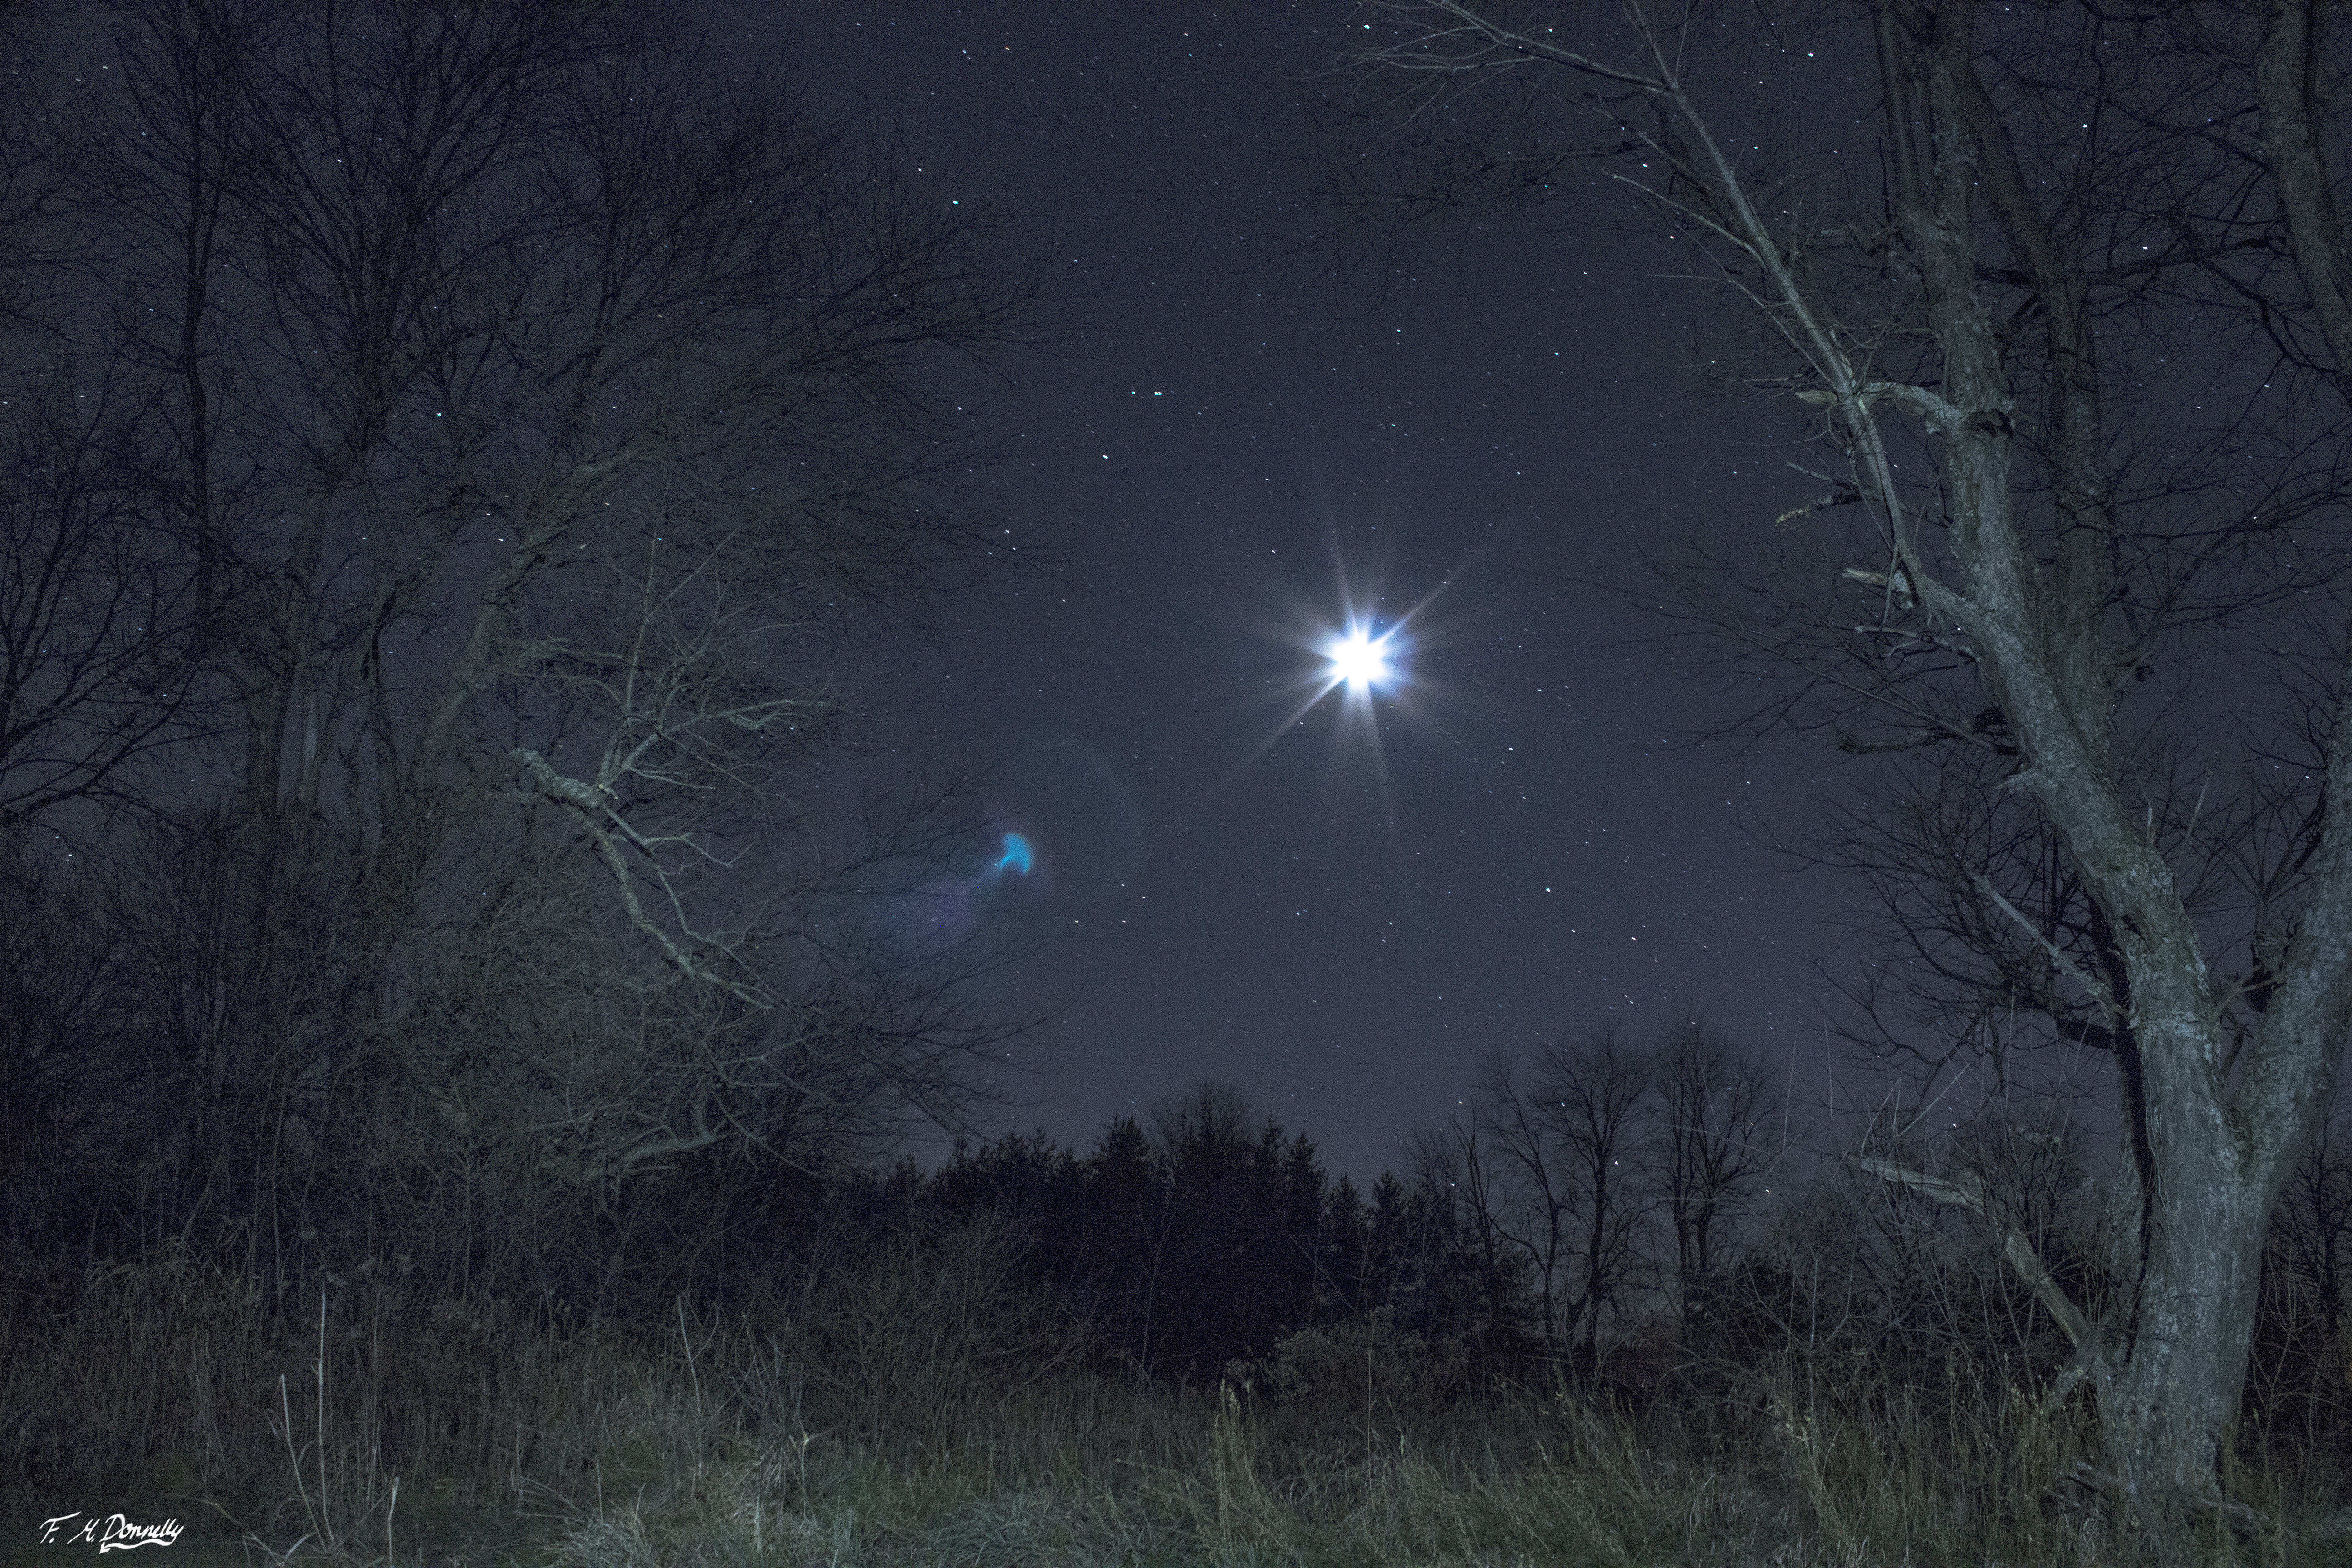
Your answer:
1656,1020 -> 1772,1328
1340,0 -> 2352,1518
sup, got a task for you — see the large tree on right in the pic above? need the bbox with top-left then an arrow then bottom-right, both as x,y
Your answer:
1343,0 -> 2352,1520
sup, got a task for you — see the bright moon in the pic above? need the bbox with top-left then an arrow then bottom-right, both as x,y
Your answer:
1327,628 -> 1393,690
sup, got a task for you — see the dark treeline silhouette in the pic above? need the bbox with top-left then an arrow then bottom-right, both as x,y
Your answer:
670,1082 -> 1535,1392
397,1061 -> 2347,1454
13,1019 -> 2352,1566
909,1093 -> 1529,1387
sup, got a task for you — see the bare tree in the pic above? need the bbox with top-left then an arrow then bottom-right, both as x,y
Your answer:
0,2 -> 1045,1297
1654,1019 -> 1774,1327
1339,0 -> 2352,1513
0,840 -> 118,1280
1732,1107 -> 2052,1400
1475,1030 -> 1652,1380
1471,1054 -> 1572,1346
0,353 -> 206,830
1408,1118 -> 1526,1352
2248,1117 -> 2352,1450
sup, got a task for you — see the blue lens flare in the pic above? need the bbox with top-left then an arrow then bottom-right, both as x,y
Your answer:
995,832 -> 1034,876
884,829 -> 1038,953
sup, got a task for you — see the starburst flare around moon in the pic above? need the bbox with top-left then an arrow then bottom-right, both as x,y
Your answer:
1209,576 -> 1448,812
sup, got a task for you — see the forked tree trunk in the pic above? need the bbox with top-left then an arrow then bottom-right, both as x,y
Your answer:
1350,0 -> 2352,1524
2092,1088 -> 2275,1505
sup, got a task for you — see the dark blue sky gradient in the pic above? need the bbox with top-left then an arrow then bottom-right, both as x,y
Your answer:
749,2 -> 1842,1181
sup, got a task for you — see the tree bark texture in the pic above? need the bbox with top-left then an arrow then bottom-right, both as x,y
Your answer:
1349,0 -> 2352,1509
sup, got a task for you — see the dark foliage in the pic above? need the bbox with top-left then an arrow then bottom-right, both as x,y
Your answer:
507,1091 -> 1547,1392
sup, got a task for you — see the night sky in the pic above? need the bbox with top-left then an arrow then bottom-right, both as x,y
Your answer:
750,3 -> 1837,1182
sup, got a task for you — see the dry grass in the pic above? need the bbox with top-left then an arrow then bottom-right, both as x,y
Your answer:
4,1238 -> 2348,1568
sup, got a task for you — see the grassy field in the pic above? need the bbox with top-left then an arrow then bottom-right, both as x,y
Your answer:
4,1244 -> 2349,1568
